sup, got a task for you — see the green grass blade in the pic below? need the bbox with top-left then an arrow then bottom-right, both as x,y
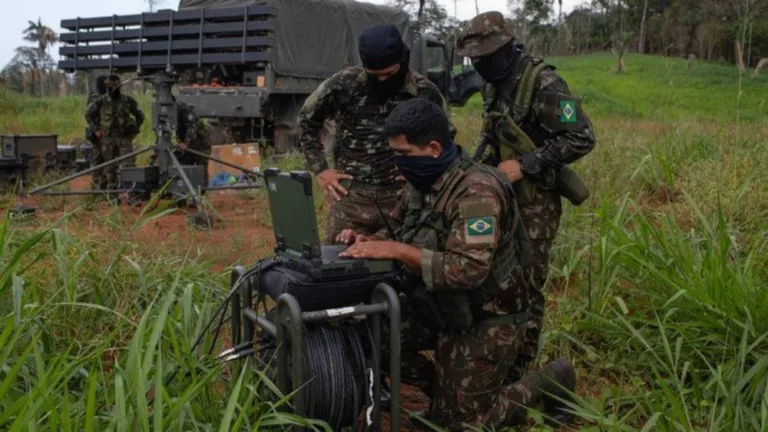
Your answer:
84,369 -> 98,432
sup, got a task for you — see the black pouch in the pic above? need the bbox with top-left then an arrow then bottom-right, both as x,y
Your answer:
259,264 -> 400,312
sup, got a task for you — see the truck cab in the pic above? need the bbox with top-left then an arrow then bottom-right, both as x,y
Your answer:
423,35 -> 483,107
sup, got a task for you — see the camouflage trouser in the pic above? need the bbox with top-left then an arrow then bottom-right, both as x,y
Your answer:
509,238 -> 553,381
509,190 -> 561,381
118,138 -> 136,168
91,139 -> 119,191
325,184 -> 402,244
381,303 -> 535,430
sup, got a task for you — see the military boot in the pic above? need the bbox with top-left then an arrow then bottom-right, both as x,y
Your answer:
527,359 -> 576,426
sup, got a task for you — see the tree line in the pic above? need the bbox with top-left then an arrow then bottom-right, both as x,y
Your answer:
399,0 -> 767,72
3,0 -> 766,96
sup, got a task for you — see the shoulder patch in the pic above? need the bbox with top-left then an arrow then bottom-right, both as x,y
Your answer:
559,99 -> 577,123
540,91 -> 584,131
465,216 -> 497,244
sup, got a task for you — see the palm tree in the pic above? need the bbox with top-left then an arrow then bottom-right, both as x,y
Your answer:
22,18 -> 58,96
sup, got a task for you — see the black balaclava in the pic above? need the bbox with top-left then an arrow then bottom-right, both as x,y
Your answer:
107,75 -> 121,99
394,139 -> 460,192
474,40 -> 523,84
96,76 -> 107,95
359,24 -> 410,103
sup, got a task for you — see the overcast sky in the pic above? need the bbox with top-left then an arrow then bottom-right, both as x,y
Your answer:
0,0 -> 581,69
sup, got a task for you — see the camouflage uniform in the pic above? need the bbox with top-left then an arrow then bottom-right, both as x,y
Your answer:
174,102 -> 211,184
376,150 -> 537,430
85,93 -> 145,190
85,83 -> 106,166
297,66 -> 453,243
457,12 -> 597,380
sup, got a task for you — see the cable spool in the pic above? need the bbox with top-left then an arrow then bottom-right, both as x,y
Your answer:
259,318 -> 370,430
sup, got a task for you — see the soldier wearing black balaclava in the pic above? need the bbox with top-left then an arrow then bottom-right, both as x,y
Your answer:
85,75 -> 108,164
457,11 -> 597,385
297,24 -> 455,244
85,75 -> 145,193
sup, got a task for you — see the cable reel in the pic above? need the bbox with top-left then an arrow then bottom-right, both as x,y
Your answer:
258,312 -> 372,431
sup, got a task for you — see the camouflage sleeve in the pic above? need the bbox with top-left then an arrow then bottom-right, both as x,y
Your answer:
128,96 -> 145,128
527,69 -> 596,169
297,71 -> 346,174
415,81 -> 457,140
422,175 -> 504,292
85,98 -> 101,132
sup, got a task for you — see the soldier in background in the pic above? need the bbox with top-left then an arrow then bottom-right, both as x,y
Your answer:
172,100 -> 212,186
87,75 -> 107,107
85,75 -> 145,191
297,24 -> 453,244
456,11 -> 597,383
84,75 -> 107,165
337,98 -> 575,430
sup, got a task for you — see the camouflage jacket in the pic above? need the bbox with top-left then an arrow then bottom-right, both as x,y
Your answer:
480,56 -> 597,239
85,94 -> 145,139
86,91 -> 102,107
176,102 -> 211,153
297,66 -> 454,186
482,56 -> 596,170
376,151 -> 529,320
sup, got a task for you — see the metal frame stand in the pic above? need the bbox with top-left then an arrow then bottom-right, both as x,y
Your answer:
226,266 -> 402,432
20,72 -> 263,211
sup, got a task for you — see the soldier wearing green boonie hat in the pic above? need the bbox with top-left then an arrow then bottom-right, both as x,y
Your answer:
457,10 -> 597,387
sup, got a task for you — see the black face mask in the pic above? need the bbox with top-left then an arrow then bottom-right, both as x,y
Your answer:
474,41 -> 521,84
365,49 -> 410,104
394,141 -> 460,192
107,85 -> 121,99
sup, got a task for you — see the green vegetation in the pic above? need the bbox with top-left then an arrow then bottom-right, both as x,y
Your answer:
2,54 -> 768,430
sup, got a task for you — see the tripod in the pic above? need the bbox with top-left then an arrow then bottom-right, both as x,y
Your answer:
22,72 -> 263,221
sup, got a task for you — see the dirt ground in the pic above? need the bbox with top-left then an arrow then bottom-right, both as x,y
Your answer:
7,174 -> 275,272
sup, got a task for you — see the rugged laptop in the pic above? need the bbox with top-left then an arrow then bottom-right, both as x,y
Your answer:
263,168 -> 398,280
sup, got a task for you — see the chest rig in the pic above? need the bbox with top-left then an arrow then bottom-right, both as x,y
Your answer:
99,96 -> 136,138
337,73 -> 412,150
397,154 -> 531,333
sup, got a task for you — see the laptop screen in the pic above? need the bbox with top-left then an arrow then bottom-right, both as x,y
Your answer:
264,169 -> 322,259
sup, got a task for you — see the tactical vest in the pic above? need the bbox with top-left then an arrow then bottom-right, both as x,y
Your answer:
397,153 -> 531,333
99,96 -> 137,138
481,58 -> 590,206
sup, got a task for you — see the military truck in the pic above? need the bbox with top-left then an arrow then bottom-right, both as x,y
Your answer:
58,0 -> 482,153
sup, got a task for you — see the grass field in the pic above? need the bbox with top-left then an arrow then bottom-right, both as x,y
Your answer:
2,53 -> 768,431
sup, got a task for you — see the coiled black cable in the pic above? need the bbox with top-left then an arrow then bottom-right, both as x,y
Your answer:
299,321 -> 369,430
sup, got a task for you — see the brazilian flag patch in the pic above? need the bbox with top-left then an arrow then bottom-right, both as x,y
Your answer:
467,217 -> 494,237
559,100 -> 577,123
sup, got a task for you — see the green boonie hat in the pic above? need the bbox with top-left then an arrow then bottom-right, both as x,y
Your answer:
456,11 -> 515,58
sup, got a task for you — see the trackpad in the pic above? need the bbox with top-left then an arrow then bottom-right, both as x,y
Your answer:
321,245 -> 349,263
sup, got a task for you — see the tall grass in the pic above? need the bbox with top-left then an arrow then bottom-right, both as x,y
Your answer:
0,200 -> 330,430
